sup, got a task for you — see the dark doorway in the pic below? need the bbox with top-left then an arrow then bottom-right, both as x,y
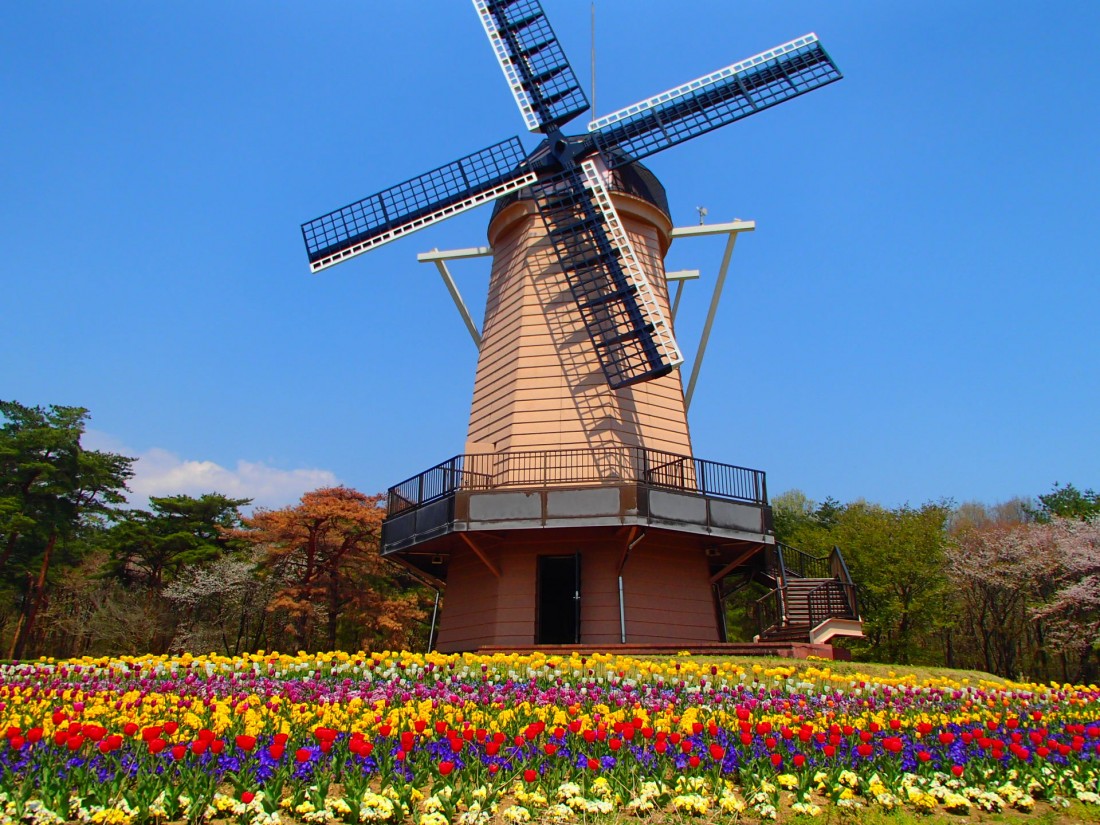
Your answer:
537,554 -> 579,644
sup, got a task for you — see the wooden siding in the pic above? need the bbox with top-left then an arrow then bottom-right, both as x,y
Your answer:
434,528 -> 720,652
464,195 -> 693,460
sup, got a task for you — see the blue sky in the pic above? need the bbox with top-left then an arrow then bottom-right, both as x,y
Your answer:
3,1 -> 1097,510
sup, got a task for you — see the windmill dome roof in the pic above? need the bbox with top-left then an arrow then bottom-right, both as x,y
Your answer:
490,144 -> 670,224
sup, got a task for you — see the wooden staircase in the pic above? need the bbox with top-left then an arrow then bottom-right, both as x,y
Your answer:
755,544 -> 862,645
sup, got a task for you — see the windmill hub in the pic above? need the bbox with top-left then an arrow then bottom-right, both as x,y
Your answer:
298,1 -> 861,654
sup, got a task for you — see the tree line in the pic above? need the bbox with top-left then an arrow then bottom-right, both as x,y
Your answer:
2,399 -> 1097,681
0,401 -> 432,660
751,484 -> 1100,683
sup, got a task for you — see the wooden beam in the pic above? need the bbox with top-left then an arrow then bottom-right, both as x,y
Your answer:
459,532 -> 500,578
708,544 -> 764,584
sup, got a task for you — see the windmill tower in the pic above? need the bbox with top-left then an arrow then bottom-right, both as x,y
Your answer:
301,1 -> 862,653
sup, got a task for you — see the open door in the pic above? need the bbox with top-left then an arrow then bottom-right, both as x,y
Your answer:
537,553 -> 580,644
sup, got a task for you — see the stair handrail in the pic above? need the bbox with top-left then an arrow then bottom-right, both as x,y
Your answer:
776,543 -> 831,579
755,588 -> 783,636
806,579 -> 859,628
828,545 -> 855,584
827,545 -> 859,618
773,544 -> 790,623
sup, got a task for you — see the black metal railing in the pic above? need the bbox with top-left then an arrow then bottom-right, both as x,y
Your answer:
385,446 -> 767,518
776,543 -> 832,579
755,588 -> 784,636
807,581 -> 859,628
758,543 -> 861,638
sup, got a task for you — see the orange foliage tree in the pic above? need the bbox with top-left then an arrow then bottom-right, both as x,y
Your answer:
232,487 -> 430,652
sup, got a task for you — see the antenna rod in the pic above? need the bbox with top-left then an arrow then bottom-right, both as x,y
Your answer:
590,2 -> 596,117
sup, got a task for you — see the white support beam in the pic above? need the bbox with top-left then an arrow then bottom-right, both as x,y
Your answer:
666,269 -> 700,322
670,219 -> 756,238
417,247 -> 492,262
677,221 -> 755,412
416,247 -> 493,350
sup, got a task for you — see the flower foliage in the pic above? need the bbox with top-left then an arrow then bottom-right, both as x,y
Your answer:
0,650 -> 1099,823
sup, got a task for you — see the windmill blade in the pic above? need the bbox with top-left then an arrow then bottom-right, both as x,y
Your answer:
473,0 -> 589,133
588,34 -> 841,166
532,158 -> 683,390
302,137 -> 536,272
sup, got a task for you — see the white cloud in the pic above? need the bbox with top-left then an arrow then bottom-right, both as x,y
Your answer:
84,431 -> 338,510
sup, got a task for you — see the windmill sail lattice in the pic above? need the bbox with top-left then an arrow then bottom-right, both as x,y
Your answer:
300,0 -> 842,387
590,34 -> 841,166
473,0 -> 589,133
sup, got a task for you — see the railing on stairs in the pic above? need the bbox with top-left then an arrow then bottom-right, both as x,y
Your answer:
807,580 -> 858,628
755,588 -> 784,638
757,544 -> 860,639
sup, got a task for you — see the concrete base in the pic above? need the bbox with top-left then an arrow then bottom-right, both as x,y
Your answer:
476,642 -> 851,661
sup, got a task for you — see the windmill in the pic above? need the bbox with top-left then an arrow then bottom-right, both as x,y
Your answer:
300,1 -> 862,653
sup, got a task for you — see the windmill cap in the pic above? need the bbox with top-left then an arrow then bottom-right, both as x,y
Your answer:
491,143 -> 670,223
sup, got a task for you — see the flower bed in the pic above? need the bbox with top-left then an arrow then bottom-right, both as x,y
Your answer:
0,651 -> 1098,823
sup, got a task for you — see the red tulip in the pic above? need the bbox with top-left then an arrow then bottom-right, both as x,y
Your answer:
793,753 -> 806,768
709,744 -> 725,760
296,748 -> 311,763
171,745 -> 187,761
82,725 -> 106,742
439,760 -> 454,776
523,769 -> 537,783
688,755 -> 701,768
951,765 -> 965,777
148,738 -> 167,754
241,792 -> 255,804
770,753 -> 782,768
235,735 -> 257,751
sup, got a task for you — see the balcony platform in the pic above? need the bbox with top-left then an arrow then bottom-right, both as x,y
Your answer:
381,447 -> 773,577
